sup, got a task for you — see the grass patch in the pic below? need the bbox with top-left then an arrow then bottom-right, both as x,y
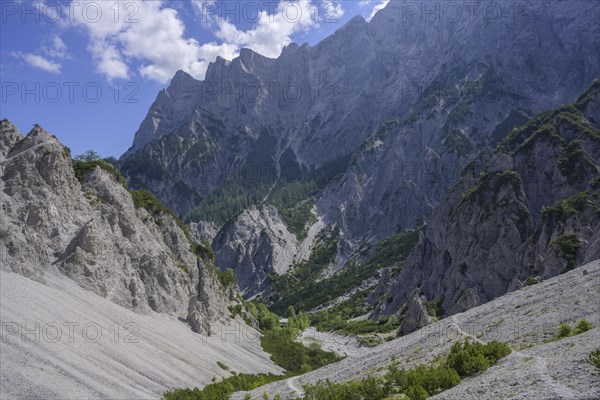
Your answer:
177,264 -> 189,275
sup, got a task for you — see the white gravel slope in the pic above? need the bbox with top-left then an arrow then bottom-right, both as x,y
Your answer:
0,270 -> 281,399
232,260 -> 600,400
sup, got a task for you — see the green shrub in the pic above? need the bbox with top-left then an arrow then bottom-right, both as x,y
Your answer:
288,338 -> 510,400
255,302 -> 279,331
445,340 -> 511,377
481,341 -> 512,362
551,234 -> 582,270
130,189 -> 174,218
385,364 -> 461,397
423,300 -> 444,319
218,268 -> 236,287
558,323 -> 573,338
404,385 -> 429,400
261,328 -> 341,373
356,335 -> 384,347
303,379 -> 363,400
191,241 -> 215,262
548,320 -> 593,342
228,304 -> 242,318
163,372 -> 285,400
73,159 -> 127,187
446,347 -> 489,377
575,319 -> 593,334
216,361 -> 229,371
525,276 -> 538,286
558,141 -> 596,184
588,349 -> 600,373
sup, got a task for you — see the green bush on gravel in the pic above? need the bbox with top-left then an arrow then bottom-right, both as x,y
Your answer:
301,339 -> 511,400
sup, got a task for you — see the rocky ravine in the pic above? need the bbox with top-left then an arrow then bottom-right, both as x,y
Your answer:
231,260 -> 600,400
212,205 -> 298,297
0,119 -> 228,334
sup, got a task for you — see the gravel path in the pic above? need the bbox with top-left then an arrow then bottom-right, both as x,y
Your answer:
286,376 -> 304,398
298,328 -> 364,358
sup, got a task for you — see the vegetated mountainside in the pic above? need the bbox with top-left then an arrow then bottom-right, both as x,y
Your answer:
0,119 -> 233,335
372,79 -> 600,325
231,260 -> 600,400
117,1 -> 600,299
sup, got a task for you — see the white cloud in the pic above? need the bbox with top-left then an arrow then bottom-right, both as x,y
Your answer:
92,41 -> 130,80
360,0 -> 389,21
44,36 -> 69,59
213,0 -> 319,58
65,0 -> 339,83
69,0 -> 236,82
12,52 -> 62,73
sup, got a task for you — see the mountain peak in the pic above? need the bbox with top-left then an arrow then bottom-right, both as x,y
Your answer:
27,124 -> 53,140
170,69 -> 198,86
337,14 -> 366,32
0,118 -> 17,132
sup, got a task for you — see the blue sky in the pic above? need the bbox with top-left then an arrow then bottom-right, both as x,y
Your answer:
0,0 -> 389,158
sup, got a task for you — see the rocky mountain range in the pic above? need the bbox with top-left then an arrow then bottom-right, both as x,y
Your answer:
117,0 -> 600,311
2,1 -> 600,398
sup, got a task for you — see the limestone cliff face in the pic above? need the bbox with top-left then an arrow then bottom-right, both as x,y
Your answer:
120,1 -> 600,225
212,205 -> 298,297
0,120 -> 230,335
373,81 -> 600,322
114,1 -> 600,316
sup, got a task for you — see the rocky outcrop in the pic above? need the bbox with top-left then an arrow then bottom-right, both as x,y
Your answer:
0,121 -> 230,334
375,80 -> 600,319
189,221 -> 219,244
399,289 -> 434,335
212,205 -> 298,297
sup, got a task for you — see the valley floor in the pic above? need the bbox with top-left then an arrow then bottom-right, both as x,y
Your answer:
231,260 -> 600,400
0,269 -> 281,399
